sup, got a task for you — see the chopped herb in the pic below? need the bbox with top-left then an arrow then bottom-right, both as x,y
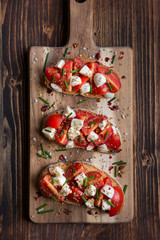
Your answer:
51,196 -> 57,202
105,70 -> 112,75
48,102 -> 55,110
115,166 -> 118,177
60,129 -> 64,137
84,177 -> 88,187
51,176 -> 54,185
87,176 -> 95,181
107,200 -> 115,208
88,122 -> 97,125
99,208 -> 102,213
55,149 -> 67,152
36,153 -> 47,159
64,177 -> 70,184
79,135 -> 81,143
39,97 -> 50,105
41,143 -> 45,155
107,83 -> 113,92
104,131 -> 108,140
111,55 -> 116,64
45,129 -> 51,133
77,100 -> 87,104
117,162 -> 127,166
123,185 -> 128,194
45,151 -> 52,158
90,84 -> 92,93
53,74 -> 55,83
64,81 -> 69,90
81,196 -> 87,203
64,47 -> 69,57
71,166 -> 76,173
43,52 -> 49,72
108,97 -> 116,103
96,190 -> 99,199
66,112 -> 72,118
64,209 -> 72,213
91,139 -> 98,147
70,69 -> 79,73
62,68 -> 65,76
112,161 -> 126,165
38,209 -> 54,214
36,204 -> 48,211
67,133 -> 69,140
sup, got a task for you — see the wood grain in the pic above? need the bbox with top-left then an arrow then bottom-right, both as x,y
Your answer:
0,0 -> 160,239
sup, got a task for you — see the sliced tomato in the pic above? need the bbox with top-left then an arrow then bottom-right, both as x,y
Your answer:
86,62 -> 98,81
74,132 -> 89,148
75,110 -> 94,121
106,134 -> 121,149
46,114 -> 63,129
82,115 -> 104,136
97,65 -> 121,92
73,57 -> 84,70
85,171 -> 104,189
73,75 -> 89,92
109,186 -> 124,216
45,67 -> 61,82
92,82 -> 109,95
99,125 -> 114,142
64,162 -> 86,181
67,186 -> 88,203
40,175 -> 65,202
103,177 -> 112,186
54,119 -> 71,145
58,61 -> 73,92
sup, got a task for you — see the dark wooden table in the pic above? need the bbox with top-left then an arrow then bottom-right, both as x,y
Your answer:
1,0 -> 160,239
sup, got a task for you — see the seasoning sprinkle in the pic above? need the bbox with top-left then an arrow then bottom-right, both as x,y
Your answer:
55,149 -> 67,152
90,84 -> 92,93
51,176 -> 54,185
104,131 -> 108,140
111,55 -> 116,64
53,74 -> 55,83
84,177 -> 88,187
65,81 -> 69,90
38,209 -> 54,214
91,139 -> 98,147
45,129 -> 51,133
107,83 -> 113,92
115,166 -> 118,177
45,151 -> 52,158
62,68 -> 65,76
123,185 -> 128,194
64,47 -> 69,57
51,196 -> 57,202
66,112 -> 72,118
70,69 -> 79,73
108,97 -> 116,103
81,196 -> 87,203
107,200 -> 115,208
43,52 -> 49,72
71,166 -> 76,173
64,209 -> 72,213
96,190 -> 99,199
39,97 -> 50,105
36,204 -> 48,211
79,135 -> 81,143
60,129 -> 64,137
77,100 -> 87,104
48,102 -> 55,110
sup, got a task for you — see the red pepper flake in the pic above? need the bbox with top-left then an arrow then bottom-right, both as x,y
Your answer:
109,155 -> 112,159
117,172 -> 122,178
47,88 -> 52,94
109,104 -> 120,111
108,102 -> 112,106
59,154 -> 66,162
109,166 -> 114,171
118,51 -> 124,60
73,43 -> 78,48
87,210 -> 94,215
95,52 -> 101,60
64,210 -> 70,215
67,51 -> 71,55
33,191 -> 42,201
105,57 -> 110,62
110,66 -> 114,68
121,75 -> 127,79
118,165 -> 126,171
41,105 -> 48,112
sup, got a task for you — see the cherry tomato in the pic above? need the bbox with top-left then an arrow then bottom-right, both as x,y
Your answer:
75,110 -> 94,121
109,186 -> 124,216
106,134 -> 121,149
54,119 -> 70,145
45,67 -> 61,82
92,82 -> 109,95
99,125 -> 114,142
46,114 -> 63,129
86,171 -> 104,188
103,177 -> 112,186
74,132 -> 89,148
73,75 -> 89,91
67,186 -> 88,203
59,61 -> 73,91
73,57 -> 84,70
82,115 -> 104,136
65,163 -> 86,181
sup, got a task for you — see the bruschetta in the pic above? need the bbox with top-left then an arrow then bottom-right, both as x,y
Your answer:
44,57 -> 121,99
42,106 -> 122,154
39,162 -> 124,216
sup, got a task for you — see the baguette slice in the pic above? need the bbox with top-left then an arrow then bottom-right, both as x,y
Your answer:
44,57 -> 121,99
42,107 -> 122,154
38,161 -> 124,216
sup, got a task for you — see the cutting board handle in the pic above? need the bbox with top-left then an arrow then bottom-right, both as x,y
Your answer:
68,0 -> 96,49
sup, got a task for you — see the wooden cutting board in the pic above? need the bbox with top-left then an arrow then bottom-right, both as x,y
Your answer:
29,0 -> 133,223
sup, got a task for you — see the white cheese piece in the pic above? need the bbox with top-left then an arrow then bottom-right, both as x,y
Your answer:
63,106 -> 76,118
54,176 -> 66,187
101,184 -> 114,199
51,83 -> 63,93
59,183 -> 71,196
71,119 -> 84,131
87,131 -> 99,142
99,120 -> 108,130
79,65 -> 92,77
70,76 -> 82,86
102,199 -> 111,211
98,144 -> 109,153
84,185 -> 96,197
55,59 -> 65,69
66,140 -> 74,149
86,145 -> 94,151
93,73 -> 106,87
68,127 -> 80,140
49,166 -> 64,177
74,172 -> 87,188
103,92 -> 115,99
85,198 -> 95,209
80,83 -> 90,94
42,127 -> 56,140
112,126 -> 118,135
